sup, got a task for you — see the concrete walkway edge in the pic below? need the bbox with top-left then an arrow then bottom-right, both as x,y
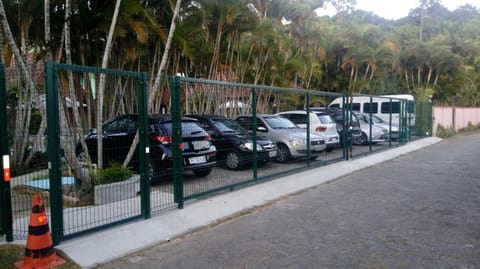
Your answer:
43,137 -> 442,268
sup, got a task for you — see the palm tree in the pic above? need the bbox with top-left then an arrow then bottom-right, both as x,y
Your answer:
0,0 -> 47,167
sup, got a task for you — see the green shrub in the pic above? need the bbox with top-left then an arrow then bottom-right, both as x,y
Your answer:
96,164 -> 133,185
435,124 -> 456,138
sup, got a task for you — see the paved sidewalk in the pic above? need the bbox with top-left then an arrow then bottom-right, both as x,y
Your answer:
50,138 -> 440,268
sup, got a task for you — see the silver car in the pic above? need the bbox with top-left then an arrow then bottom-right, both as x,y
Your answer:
235,114 -> 326,162
276,110 -> 340,152
354,112 -> 390,145
356,112 -> 399,140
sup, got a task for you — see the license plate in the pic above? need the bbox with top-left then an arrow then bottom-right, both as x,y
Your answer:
189,155 -> 207,164
192,141 -> 210,150
269,151 -> 277,157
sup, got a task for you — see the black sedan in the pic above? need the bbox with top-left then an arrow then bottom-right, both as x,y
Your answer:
187,115 -> 277,170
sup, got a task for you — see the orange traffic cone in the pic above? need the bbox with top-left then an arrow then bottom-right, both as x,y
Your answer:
14,194 -> 66,269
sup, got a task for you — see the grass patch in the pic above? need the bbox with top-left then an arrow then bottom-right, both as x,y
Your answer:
0,244 -> 80,269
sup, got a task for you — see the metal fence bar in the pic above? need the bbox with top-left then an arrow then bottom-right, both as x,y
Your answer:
1,63 -> 13,242
45,62 -> 63,244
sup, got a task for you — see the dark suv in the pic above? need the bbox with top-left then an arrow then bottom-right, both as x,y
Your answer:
76,114 -> 217,181
187,115 -> 277,170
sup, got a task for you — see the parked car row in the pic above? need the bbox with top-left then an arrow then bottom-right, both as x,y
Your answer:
76,114 -> 217,182
187,115 -> 277,170
76,109 -> 395,182
235,114 -> 326,162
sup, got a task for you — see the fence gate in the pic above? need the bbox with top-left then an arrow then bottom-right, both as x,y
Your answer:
44,62 -> 156,243
1,62 -> 177,244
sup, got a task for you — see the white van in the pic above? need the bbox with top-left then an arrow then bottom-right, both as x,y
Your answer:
328,94 -> 415,126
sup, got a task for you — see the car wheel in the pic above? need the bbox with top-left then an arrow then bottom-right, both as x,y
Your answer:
325,147 -> 334,152
354,133 -> 368,145
148,162 -> 158,183
309,155 -> 318,161
77,150 -> 87,162
276,144 -> 291,163
226,151 -> 243,170
193,168 -> 212,177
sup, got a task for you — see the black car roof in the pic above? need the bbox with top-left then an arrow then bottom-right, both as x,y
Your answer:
186,114 -> 228,120
112,114 -> 198,122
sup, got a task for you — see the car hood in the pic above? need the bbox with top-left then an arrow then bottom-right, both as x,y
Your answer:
376,123 -> 399,132
221,132 -> 274,145
360,123 -> 387,135
270,128 -> 324,140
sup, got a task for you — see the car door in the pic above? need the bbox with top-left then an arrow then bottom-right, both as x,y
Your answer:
198,118 -> 227,158
102,115 -> 138,165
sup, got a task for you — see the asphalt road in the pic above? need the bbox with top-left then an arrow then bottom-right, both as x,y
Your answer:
99,133 -> 480,269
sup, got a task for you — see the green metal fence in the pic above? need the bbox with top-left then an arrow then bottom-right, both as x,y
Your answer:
169,77 -> 432,207
1,65 -> 432,244
44,62 -> 162,243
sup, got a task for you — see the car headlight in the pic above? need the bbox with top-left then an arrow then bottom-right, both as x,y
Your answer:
240,142 -> 262,151
289,137 -> 306,146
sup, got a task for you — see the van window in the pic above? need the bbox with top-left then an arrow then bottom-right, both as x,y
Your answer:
381,102 -> 400,114
363,102 -> 378,113
351,103 -> 360,111
330,103 -> 340,108
407,102 -> 415,113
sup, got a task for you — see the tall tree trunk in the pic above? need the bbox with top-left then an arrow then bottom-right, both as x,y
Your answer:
0,0 -> 46,167
123,0 -> 183,168
44,0 -> 52,61
147,0 -> 182,109
97,0 -> 122,169
63,0 -> 92,188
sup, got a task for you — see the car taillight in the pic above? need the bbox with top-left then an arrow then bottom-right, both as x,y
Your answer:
315,126 -> 327,132
153,135 -> 172,145
204,133 -> 211,141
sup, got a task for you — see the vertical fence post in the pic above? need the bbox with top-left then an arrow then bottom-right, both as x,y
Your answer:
428,101 -> 433,136
368,97 -> 372,152
0,63 -> 13,242
45,62 -> 63,244
306,92 -> 311,166
170,76 -> 184,209
341,94 -> 348,160
389,99 -> 393,144
138,73 -> 150,218
346,94 -> 353,159
252,88 -> 258,180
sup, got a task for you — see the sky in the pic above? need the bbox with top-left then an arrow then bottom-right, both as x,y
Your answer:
317,0 -> 480,20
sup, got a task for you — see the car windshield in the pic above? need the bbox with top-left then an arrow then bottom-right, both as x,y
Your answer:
161,121 -> 206,136
212,118 -> 247,135
358,117 -> 368,124
263,116 -> 297,129
371,115 -> 385,124
316,113 -> 335,124
359,114 -> 384,124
